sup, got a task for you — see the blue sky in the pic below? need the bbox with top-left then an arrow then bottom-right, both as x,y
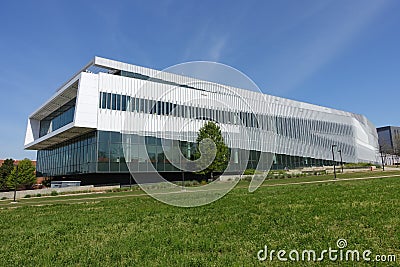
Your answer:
0,0 -> 399,160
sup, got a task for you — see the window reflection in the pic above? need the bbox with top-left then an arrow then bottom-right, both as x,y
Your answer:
39,98 -> 76,137
36,130 -> 339,178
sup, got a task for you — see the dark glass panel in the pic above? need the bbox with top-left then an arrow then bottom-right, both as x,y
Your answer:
106,93 -> 111,109
111,94 -> 117,110
39,98 -> 76,137
121,95 -> 127,111
101,92 -> 107,109
110,132 -> 122,143
98,131 -> 110,144
98,141 -> 110,165
116,94 -> 121,110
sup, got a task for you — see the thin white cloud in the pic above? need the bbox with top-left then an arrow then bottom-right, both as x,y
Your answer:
270,1 -> 390,93
182,31 -> 229,62
207,35 -> 228,61
181,18 -> 232,62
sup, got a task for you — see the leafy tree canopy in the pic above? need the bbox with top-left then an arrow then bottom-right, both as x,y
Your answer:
0,158 -> 14,190
194,121 -> 229,179
7,158 -> 36,190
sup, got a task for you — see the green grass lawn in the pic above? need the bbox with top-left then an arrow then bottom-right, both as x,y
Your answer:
1,172 -> 399,266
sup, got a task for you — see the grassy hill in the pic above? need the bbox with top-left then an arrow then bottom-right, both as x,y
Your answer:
0,171 -> 399,266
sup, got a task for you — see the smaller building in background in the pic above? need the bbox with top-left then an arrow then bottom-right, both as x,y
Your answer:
377,126 -> 400,153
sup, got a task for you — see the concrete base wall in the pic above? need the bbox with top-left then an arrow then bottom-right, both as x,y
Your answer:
0,185 -> 119,200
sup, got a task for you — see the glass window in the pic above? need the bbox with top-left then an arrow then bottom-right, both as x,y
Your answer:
111,94 -> 117,110
161,102 -> 165,115
144,99 -> 149,113
172,103 -> 177,116
134,98 -> 139,112
145,136 -> 157,145
139,98 -> 144,113
121,95 -> 127,111
110,143 -> 121,172
130,97 -> 136,112
39,98 -> 76,137
110,132 -> 122,143
101,92 -> 106,109
116,94 -> 121,110
99,92 -> 102,108
149,99 -> 155,114
98,140 -> 110,171
98,131 -> 110,143
106,93 -> 111,109
165,102 -> 169,115
147,145 -> 157,166
156,101 -> 161,115
126,96 -> 131,112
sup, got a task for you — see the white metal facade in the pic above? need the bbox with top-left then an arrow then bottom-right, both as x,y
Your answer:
25,56 -> 379,164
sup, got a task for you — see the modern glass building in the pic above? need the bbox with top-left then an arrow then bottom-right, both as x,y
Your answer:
377,126 -> 400,152
25,57 -> 379,184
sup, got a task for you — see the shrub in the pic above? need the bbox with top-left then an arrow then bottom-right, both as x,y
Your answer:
106,185 -> 141,192
41,177 -> 52,187
200,180 -> 207,185
187,180 -> 200,186
344,162 -> 375,169
242,176 -> 252,182
243,169 -> 255,175
266,173 -> 274,180
1,197 -> 7,200
36,194 -> 42,197
24,194 -> 31,198
51,191 -> 58,196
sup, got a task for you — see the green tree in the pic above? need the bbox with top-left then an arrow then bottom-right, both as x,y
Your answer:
195,121 -> 229,179
0,158 -> 14,190
7,159 -> 36,190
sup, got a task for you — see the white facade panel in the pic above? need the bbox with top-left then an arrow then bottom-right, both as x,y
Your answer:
24,118 -> 40,145
74,73 -> 99,129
